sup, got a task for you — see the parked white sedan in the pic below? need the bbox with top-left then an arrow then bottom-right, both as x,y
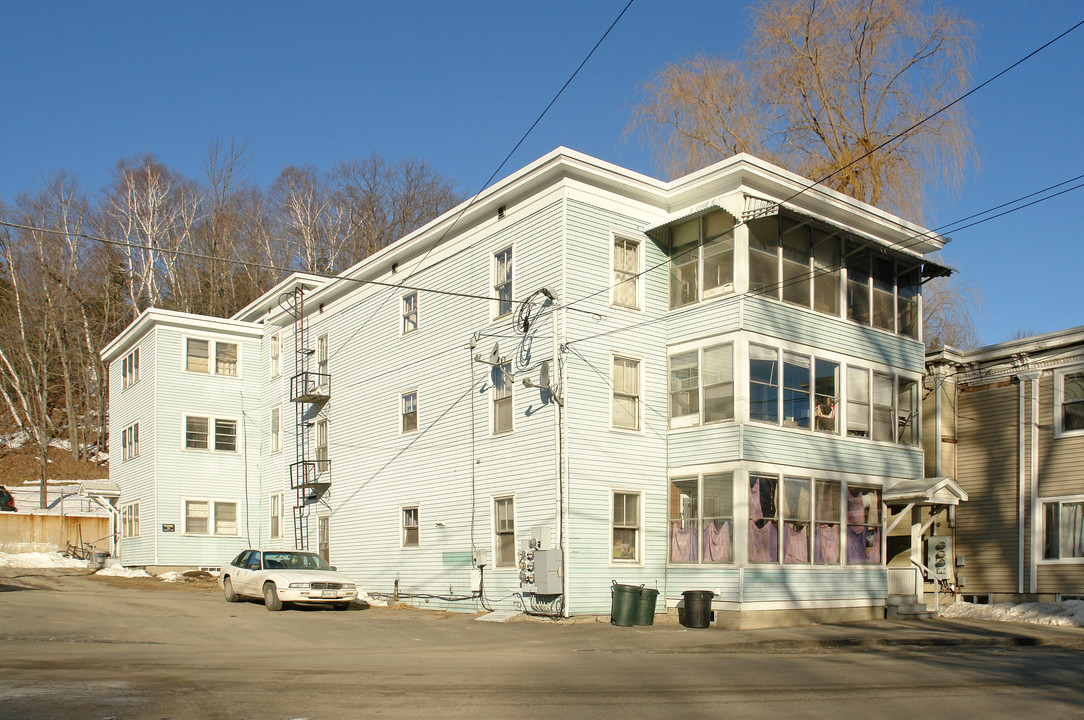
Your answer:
221,549 -> 359,611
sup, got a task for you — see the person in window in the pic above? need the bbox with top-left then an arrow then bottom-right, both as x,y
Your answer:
815,400 -> 836,432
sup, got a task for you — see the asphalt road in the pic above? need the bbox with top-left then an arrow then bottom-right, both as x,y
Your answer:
2,572 -> 1083,719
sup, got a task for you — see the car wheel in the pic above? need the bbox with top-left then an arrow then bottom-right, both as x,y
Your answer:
223,577 -> 240,603
333,602 -> 350,611
263,582 -> 283,611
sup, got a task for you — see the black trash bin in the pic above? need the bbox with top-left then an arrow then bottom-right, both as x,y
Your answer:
681,590 -> 715,628
635,587 -> 659,626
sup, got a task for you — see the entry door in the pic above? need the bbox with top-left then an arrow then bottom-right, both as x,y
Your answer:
318,515 -> 330,563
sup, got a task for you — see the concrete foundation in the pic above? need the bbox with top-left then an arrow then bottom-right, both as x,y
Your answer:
666,604 -> 883,629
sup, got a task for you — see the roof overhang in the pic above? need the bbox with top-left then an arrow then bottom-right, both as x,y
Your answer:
884,477 -> 968,506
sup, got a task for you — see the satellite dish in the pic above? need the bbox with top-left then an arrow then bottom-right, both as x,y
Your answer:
539,360 -> 551,389
489,342 -> 500,365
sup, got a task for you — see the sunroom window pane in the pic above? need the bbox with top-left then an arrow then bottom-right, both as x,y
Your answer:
872,373 -> 894,442
872,257 -> 896,331
813,230 -> 841,316
781,220 -> 811,307
749,345 -> 779,423
847,367 -> 870,438
783,352 -> 811,429
703,211 -> 735,298
669,351 -> 699,425
702,344 -> 734,422
814,359 -> 839,433
846,244 -> 870,325
748,217 -> 779,298
669,221 -> 699,309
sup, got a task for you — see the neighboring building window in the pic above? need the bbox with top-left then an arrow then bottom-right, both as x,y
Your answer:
121,502 -> 140,538
270,406 -> 281,454
316,333 -> 329,378
669,473 -> 733,563
269,492 -> 282,540
846,367 -> 870,438
845,487 -> 882,564
185,338 -> 238,376
402,506 -> 420,548
749,344 -> 780,423
270,331 -> 281,379
1043,498 -> 1084,560
669,343 -> 734,428
122,348 -> 140,389
669,210 -> 735,309
493,246 -> 513,319
613,236 -> 640,309
1055,369 -> 1084,437
611,491 -> 641,562
316,418 -> 329,473
612,356 -> 641,431
184,499 -> 239,536
402,292 -> 418,334
492,362 -> 513,434
494,497 -> 515,568
121,422 -> 139,461
814,481 -> 841,564
184,415 -> 237,452
402,391 -> 418,433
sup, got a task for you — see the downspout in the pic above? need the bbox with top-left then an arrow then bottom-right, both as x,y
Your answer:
1027,371 -> 1041,595
1017,369 -> 1041,595
1017,376 -> 1026,594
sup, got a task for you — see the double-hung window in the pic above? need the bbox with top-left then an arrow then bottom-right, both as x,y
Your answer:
494,497 -> 515,567
122,348 -> 139,389
270,406 -> 281,454
492,362 -> 512,434
316,333 -> 329,380
611,491 -> 641,562
670,211 -> 735,309
121,502 -> 140,538
612,356 -> 641,431
316,418 -> 329,473
669,473 -> 733,564
402,391 -> 418,433
122,422 -> 139,460
1043,498 -> 1084,560
613,237 -> 640,309
185,338 -> 239,377
186,415 -> 237,452
402,506 -> 420,548
1055,368 -> 1084,437
845,487 -> 882,564
669,344 -> 734,428
402,292 -> 418,334
269,493 -> 282,540
493,247 -> 513,319
270,331 -> 281,379
185,499 -> 239,536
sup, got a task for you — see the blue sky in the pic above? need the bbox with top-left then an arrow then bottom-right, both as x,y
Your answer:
2,1 -> 1081,345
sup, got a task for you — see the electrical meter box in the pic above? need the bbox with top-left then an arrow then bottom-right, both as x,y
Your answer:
532,548 -> 562,594
927,535 -> 953,580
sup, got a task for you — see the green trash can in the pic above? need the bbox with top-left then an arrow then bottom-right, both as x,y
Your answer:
610,582 -> 641,627
635,587 -> 659,626
681,590 -> 715,629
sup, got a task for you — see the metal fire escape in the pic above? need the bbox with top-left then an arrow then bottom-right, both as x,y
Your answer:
283,286 -> 331,551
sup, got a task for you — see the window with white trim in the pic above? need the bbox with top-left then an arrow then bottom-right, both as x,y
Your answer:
749,344 -> 779,424
184,499 -> 239,536
492,362 -> 512,435
316,418 -> 329,473
185,338 -> 239,376
402,391 -> 418,433
613,236 -> 640,309
845,486 -> 882,564
121,502 -> 140,538
668,472 -> 733,564
1055,368 -> 1084,437
612,356 -> 641,430
184,415 -> 237,452
122,348 -> 139,389
121,422 -> 139,461
402,292 -> 418,334
668,343 -> 734,428
1043,498 -> 1084,560
270,406 -> 281,454
669,210 -> 735,309
846,367 -> 870,438
316,333 -> 329,378
270,331 -> 281,379
494,496 -> 515,568
493,246 -> 513,319
611,491 -> 641,562
402,506 -> 419,548
269,492 -> 282,540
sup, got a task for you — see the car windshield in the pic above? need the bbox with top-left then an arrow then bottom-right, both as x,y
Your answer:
261,552 -> 332,571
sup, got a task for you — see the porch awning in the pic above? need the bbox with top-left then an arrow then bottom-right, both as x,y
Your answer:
643,192 -> 745,240
884,477 -> 968,506
78,480 -> 121,499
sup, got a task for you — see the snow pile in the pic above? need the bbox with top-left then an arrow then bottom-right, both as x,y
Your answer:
358,590 -> 386,607
944,599 -> 1084,627
157,571 -> 186,582
95,565 -> 151,578
0,551 -> 88,568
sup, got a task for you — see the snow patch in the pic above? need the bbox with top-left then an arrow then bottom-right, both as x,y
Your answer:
95,565 -> 152,578
358,591 -> 386,607
157,571 -> 186,582
0,551 -> 88,568
943,600 -> 1084,627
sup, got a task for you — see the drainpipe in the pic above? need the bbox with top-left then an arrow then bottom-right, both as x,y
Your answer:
1016,376 -> 1026,595
1017,369 -> 1041,596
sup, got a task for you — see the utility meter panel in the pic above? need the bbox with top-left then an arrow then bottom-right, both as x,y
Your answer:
927,535 -> 953,580
517,528 -> 562,595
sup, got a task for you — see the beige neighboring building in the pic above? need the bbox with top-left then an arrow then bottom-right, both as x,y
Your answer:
925,326 -> 1084,603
